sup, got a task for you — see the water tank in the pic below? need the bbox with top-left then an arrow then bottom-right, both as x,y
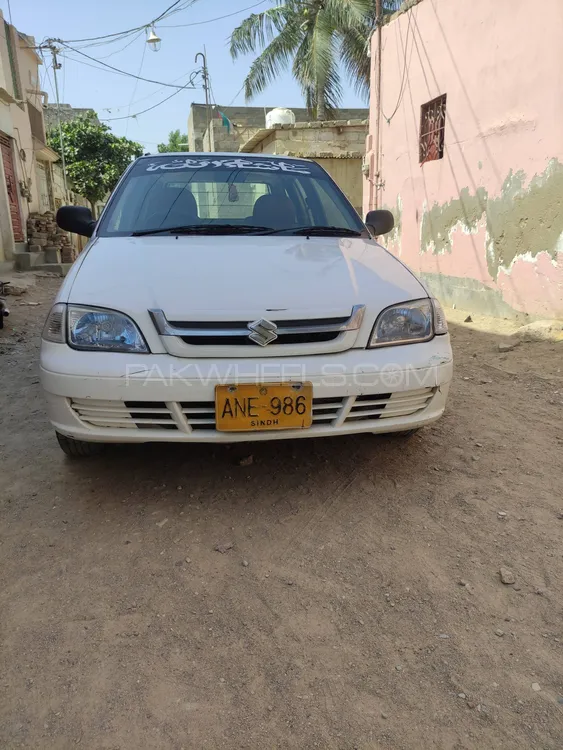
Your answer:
266,107 -> 296,128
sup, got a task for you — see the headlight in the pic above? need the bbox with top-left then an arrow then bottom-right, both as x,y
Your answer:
369,298 -> 447,347
67,306 -> 149,352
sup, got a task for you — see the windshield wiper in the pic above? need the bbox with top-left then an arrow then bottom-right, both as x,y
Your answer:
131,224 -> 274,237
264,225 -> 363,237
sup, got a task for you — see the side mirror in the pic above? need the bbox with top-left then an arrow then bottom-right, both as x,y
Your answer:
56,206 -> 96,238
365,209 -> 394,237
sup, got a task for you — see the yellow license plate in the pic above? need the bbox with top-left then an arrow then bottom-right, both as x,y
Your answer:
215,383 -> 313,432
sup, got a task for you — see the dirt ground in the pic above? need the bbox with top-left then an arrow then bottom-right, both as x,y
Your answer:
1,276 -> 562,750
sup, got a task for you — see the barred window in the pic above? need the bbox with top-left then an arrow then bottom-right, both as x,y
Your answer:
419,94 -> 446,165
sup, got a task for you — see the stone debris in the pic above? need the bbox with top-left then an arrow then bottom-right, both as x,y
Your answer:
214,542 -> 234,553
498,341 -> 519,353
27,211 -> 76,263
515,320 -> 563,343
499,567 -> 516,585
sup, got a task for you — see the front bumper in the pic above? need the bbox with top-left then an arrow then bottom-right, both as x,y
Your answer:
40,336 -> 453,443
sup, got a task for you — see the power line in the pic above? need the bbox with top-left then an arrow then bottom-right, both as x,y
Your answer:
152,0 -> 185,24
160,0 -> 268,28
227,83 -> 246,107
100,79 -> 196,122
125,40 -> 147,136
57,0 -> 196,44
40,49 -> 56,103
381,4 -> 415,124
56,42 -> 197,89
103,71 -> 199,112
61,50 -> 66,103
95,30 -> 145,60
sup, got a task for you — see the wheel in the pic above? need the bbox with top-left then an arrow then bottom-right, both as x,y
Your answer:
56,431 -> 105,458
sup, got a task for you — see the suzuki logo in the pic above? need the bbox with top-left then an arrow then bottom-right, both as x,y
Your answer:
247,318 -> 278,346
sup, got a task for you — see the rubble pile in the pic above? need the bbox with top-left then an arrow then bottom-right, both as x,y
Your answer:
27,211 -> 76,264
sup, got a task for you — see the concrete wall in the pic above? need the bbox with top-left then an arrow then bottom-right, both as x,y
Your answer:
250,120 -> 366,158
14,34 -> 43,218
188,102 -> 369,153
242,120 -> 367,216
365,0 -> 563,319
43,105 -> 99,131
318,158 -> 363,217
0,11 -> 52,262
204,118 -> 262,154
0,14 -> 27,261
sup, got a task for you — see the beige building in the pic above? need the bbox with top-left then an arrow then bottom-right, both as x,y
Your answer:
239,119 -> 368,216
0,10 -> 59,264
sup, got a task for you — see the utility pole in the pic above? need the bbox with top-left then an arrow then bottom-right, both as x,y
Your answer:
45,41 -> 69,200
195,50 -> 211,152
374,0 -> 382,209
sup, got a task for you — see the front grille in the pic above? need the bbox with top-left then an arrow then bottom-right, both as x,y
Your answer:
172,316 -> 348,347
71,399 -> 178,430
179,332 -> 340,346
149,306 -> 365,353
344,388 -> 434,422
71,388 -> 435,433
168,316 -> 350,329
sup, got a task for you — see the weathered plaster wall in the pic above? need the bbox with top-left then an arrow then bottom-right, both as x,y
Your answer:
365,0 -> 563,318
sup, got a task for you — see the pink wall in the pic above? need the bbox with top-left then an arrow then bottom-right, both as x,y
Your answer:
364,0 -> 563,318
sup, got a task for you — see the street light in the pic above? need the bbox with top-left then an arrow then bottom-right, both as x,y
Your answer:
147,27 -> 161,52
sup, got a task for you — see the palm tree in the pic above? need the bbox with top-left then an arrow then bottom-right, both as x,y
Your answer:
230,0 -> 377,121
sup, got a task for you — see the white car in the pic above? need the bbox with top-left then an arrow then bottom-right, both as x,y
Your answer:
40,153 -> 452,457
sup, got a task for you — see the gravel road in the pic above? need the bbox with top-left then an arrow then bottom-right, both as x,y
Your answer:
1,276 -> 562,749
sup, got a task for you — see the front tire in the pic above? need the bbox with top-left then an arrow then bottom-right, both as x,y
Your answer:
56,432 -> 105,458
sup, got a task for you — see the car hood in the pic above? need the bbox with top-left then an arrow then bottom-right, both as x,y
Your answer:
66,235 -> 426,320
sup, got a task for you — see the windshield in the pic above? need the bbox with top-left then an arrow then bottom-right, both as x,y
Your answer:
97,155 -> 366,237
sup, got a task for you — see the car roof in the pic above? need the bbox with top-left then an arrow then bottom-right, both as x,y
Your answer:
137,152 -> 313,163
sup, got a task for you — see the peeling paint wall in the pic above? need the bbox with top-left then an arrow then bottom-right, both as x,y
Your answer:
365,0 -> 563,319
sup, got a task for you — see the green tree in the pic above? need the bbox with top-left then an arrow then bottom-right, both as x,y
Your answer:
230,0 -> 382,120
157,129 -> 190,153
47,113 -> 142,210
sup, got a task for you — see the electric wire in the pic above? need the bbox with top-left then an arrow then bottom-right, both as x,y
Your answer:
100,71 -> 201,121
57,0 -> 196,44
100,83 -> 192,122
160,0 -> 268,28
58,42 -> 197,89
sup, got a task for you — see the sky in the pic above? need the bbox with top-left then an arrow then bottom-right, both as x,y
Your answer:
4,0 -> 368,151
